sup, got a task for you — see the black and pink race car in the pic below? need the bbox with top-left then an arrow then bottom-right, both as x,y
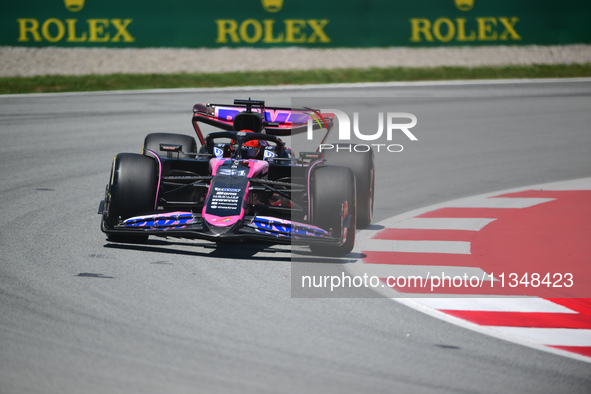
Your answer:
99,99 -> 374,256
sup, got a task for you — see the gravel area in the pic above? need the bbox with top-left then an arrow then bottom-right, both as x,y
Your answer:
1,45 -> 590,77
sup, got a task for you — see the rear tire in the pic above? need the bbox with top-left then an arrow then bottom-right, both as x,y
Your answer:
105,153 -> 158,242
143,133 -> 197,159
309,166 -> 356,256
322,144 -> 374,228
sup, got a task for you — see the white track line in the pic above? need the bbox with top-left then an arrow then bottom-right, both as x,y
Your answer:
540,179 -> 591,190
445,197 -> 555,208
388,217 -> 496,231
362,239 -> 471,254
409,297 -> 577,313
360,265 -> 489,280
492,327 -> 591,347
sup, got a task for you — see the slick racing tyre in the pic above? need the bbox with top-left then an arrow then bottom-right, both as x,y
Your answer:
309,165 -> 356,257
143,133 -> 197,159
322,144 -> 375,228
105,153 -> 158,242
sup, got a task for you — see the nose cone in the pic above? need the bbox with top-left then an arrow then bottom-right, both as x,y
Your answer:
202,215 -> 242,236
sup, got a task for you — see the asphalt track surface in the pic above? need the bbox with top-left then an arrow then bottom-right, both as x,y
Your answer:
1,80 -> 591,393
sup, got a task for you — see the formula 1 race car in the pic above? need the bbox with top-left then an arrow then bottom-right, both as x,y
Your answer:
99,99 -> 374,256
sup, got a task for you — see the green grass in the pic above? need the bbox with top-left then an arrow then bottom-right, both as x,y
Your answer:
1,64 -> 590,94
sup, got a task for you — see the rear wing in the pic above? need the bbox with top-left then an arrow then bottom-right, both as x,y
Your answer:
191,100 -> 334,146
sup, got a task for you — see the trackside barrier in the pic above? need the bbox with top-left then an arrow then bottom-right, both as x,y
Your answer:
3,0 -> 590,48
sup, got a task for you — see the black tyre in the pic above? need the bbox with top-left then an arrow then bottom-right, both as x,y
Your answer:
309,165 -> 356,256
143,133 -> 197,159
322,144 -> 375,228
105,153 -> 158,242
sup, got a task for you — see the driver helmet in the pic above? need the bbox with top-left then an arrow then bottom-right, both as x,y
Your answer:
237,129 -> 261,159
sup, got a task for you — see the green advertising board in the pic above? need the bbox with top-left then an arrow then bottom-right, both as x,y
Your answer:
3,0 -> 590,48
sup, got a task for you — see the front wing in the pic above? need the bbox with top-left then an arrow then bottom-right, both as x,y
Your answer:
101,210 -> 351,246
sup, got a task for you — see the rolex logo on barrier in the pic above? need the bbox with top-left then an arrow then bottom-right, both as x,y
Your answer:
410,0 -> 520,43
261,0 -> 284,13
215,0 -> 330,44
454,0 -> 474,12
17,0 -> 135,43
64,0 -> 85,12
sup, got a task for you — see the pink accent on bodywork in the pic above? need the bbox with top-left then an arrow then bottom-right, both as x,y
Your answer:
144,150 -> 162,210
307,159 -> 325,222
341,200 -> 349,245
203,159 -> 268,228
202,211 -> 244,227
130,211 -> 192,220
246,160 -> 269,177
209,158 -> 227,175
209,158 -> 269,178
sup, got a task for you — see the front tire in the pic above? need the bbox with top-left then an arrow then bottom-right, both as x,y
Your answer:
322,144 -> 374,228
309,165 -> 356,256
104,153 -> 158,242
